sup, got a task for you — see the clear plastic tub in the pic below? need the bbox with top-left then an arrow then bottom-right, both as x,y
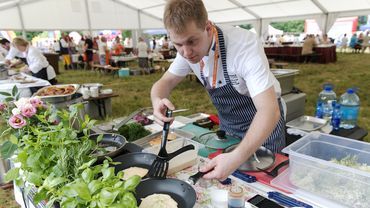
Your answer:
281,132 -> 370,208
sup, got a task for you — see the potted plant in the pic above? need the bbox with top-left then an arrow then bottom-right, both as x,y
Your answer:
0,86 -> 141,208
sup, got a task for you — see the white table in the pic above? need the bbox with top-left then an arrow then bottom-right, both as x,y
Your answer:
0,73 -> 50,100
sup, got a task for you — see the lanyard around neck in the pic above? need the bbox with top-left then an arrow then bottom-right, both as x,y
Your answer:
199,26 -> 219,89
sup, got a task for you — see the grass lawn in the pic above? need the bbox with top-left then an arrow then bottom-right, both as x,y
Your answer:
0,52 -> 369,205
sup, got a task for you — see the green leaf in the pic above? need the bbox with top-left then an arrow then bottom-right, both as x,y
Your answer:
70,181 -> 91,201
9,134 -> 18,144
4,97 -> 14,102
43,176 -> 66,189
119,192 -> 137,208
26,152 -> 41,167
61,198 -> 78,208
33,189 -> 48,204
62,185 -> 78,198
88,180 -> 102,195
4,167 -> 19,182
96,134 -> 103,143
78,158 -> 97,170
123,175 -> 141,192
26,172 -> 43,186
12,85 -> 18,97
99,188 -> 119,206
101,167 -> 114,181
0,140 -> 18,159
0,91 -> 11,96
17,150 -> 28,164
81,168 -> 93,183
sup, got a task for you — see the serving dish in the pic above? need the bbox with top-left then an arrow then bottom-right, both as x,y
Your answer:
286,115 -> 327,131
33,84 -> 80,103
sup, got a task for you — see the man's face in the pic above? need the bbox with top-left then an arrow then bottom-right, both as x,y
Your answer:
3,42 -> 10,50
168,21 -> 213,64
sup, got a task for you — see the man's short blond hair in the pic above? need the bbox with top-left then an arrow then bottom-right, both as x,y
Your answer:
12,37 -> 29,47
163,0 -> 208,33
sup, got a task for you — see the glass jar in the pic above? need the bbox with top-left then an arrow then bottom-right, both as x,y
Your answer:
228,185 -> 245,208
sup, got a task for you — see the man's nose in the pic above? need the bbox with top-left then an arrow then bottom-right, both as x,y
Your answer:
182,45 -> 192,58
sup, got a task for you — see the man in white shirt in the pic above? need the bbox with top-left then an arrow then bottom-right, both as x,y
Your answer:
151,0 -> 285,181
137,37 -> 149,69
98,36 -> 108,65
340,34 -> 348,53
12,37 -> 57,91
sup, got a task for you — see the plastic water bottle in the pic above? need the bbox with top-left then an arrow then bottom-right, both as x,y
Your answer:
331,103 -> 341,130
339,88 -> 360,129
315,102 -> 323,118
317,84 -> 337,121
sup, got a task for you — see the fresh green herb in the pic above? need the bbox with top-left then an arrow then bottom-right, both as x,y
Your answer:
118,123 -> 151,142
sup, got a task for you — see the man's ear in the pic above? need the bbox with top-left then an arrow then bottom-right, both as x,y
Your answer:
205,21 -> 213,36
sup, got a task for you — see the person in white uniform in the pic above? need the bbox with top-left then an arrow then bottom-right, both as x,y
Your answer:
150,0 -> 285,181
12,37 -> 57,92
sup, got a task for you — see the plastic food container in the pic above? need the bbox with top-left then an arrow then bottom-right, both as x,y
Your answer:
271,69 -> 299,95
279,132 -> 370,208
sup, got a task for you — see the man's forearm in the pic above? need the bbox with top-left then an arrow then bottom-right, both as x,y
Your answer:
150,80 -> 172,103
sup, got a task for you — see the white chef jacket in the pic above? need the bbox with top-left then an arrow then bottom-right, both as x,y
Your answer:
168,24 -> 281,98
25,46 -> 56,80
5,46 -> 25,60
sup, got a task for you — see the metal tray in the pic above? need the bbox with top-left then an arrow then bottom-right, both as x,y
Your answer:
133,129 -> 195,149
286,115 -> 327,131
34,84 -> 80,103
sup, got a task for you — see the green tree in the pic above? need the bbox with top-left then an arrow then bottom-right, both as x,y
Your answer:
121,30 -> 132,38
14,31 -> 44,41
270,20 -> 305,33
238,24 -> 253,30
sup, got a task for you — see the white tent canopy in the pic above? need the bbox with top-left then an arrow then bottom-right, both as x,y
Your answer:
1,0 -> 370,35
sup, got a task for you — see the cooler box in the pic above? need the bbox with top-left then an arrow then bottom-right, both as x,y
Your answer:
282,92 -> 306,122
118,68 -> 130,77
272,69 -> 299,95
273,133 -> 370,208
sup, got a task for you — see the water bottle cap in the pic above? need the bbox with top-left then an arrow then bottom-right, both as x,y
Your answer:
323,85 -> 333,91
347,88 -> 354,94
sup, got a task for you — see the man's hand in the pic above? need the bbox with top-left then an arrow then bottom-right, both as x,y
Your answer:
152,98 -> 175,126
200,151 -> 245,181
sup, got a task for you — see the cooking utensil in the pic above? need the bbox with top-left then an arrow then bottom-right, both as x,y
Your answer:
113,108 -> 147,132
187,169 -> 213,185
88,133 -> 127,163
147,109 -> 173,178
257,160 -> 289,177
112,144 -> 195,175
135,178 -> 196,208
286,115 -> 327,131
224,145 -> 275,172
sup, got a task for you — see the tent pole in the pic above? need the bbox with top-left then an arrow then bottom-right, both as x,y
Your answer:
16,3 -> 26,39
84,0 -> 93,36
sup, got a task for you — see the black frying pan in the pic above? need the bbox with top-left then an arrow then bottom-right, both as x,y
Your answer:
112,144 -> 195,175
135,178 -> 196,208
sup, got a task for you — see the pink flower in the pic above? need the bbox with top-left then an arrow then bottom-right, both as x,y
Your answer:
21,104 -> 36,118
8,114 -> 27,129
29,97 -> 44,108
0,103 -> 6,111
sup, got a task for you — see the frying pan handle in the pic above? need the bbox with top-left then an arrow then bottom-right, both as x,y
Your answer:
167,144 -> 195,160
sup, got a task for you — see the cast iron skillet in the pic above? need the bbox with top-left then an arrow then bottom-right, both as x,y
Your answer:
112,144 -> 195,175
89,133 -> 127,163
135,178 -> 196,208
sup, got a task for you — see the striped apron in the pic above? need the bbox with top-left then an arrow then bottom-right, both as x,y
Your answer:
201,26 -> 285,153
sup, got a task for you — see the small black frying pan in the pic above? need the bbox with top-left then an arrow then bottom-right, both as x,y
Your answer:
112,144 -> 195,175
135,178 -> 196,208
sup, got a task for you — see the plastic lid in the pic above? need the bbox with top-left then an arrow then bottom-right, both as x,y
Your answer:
335,103 -> 341,108
323,84 -> 333,91
347,88 -> 354,94
324,85 -> 333,91
228,185 -> 244,198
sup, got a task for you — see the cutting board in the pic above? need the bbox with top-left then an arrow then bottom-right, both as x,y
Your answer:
245,153 -> 291,193
144,139 -> 198,175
